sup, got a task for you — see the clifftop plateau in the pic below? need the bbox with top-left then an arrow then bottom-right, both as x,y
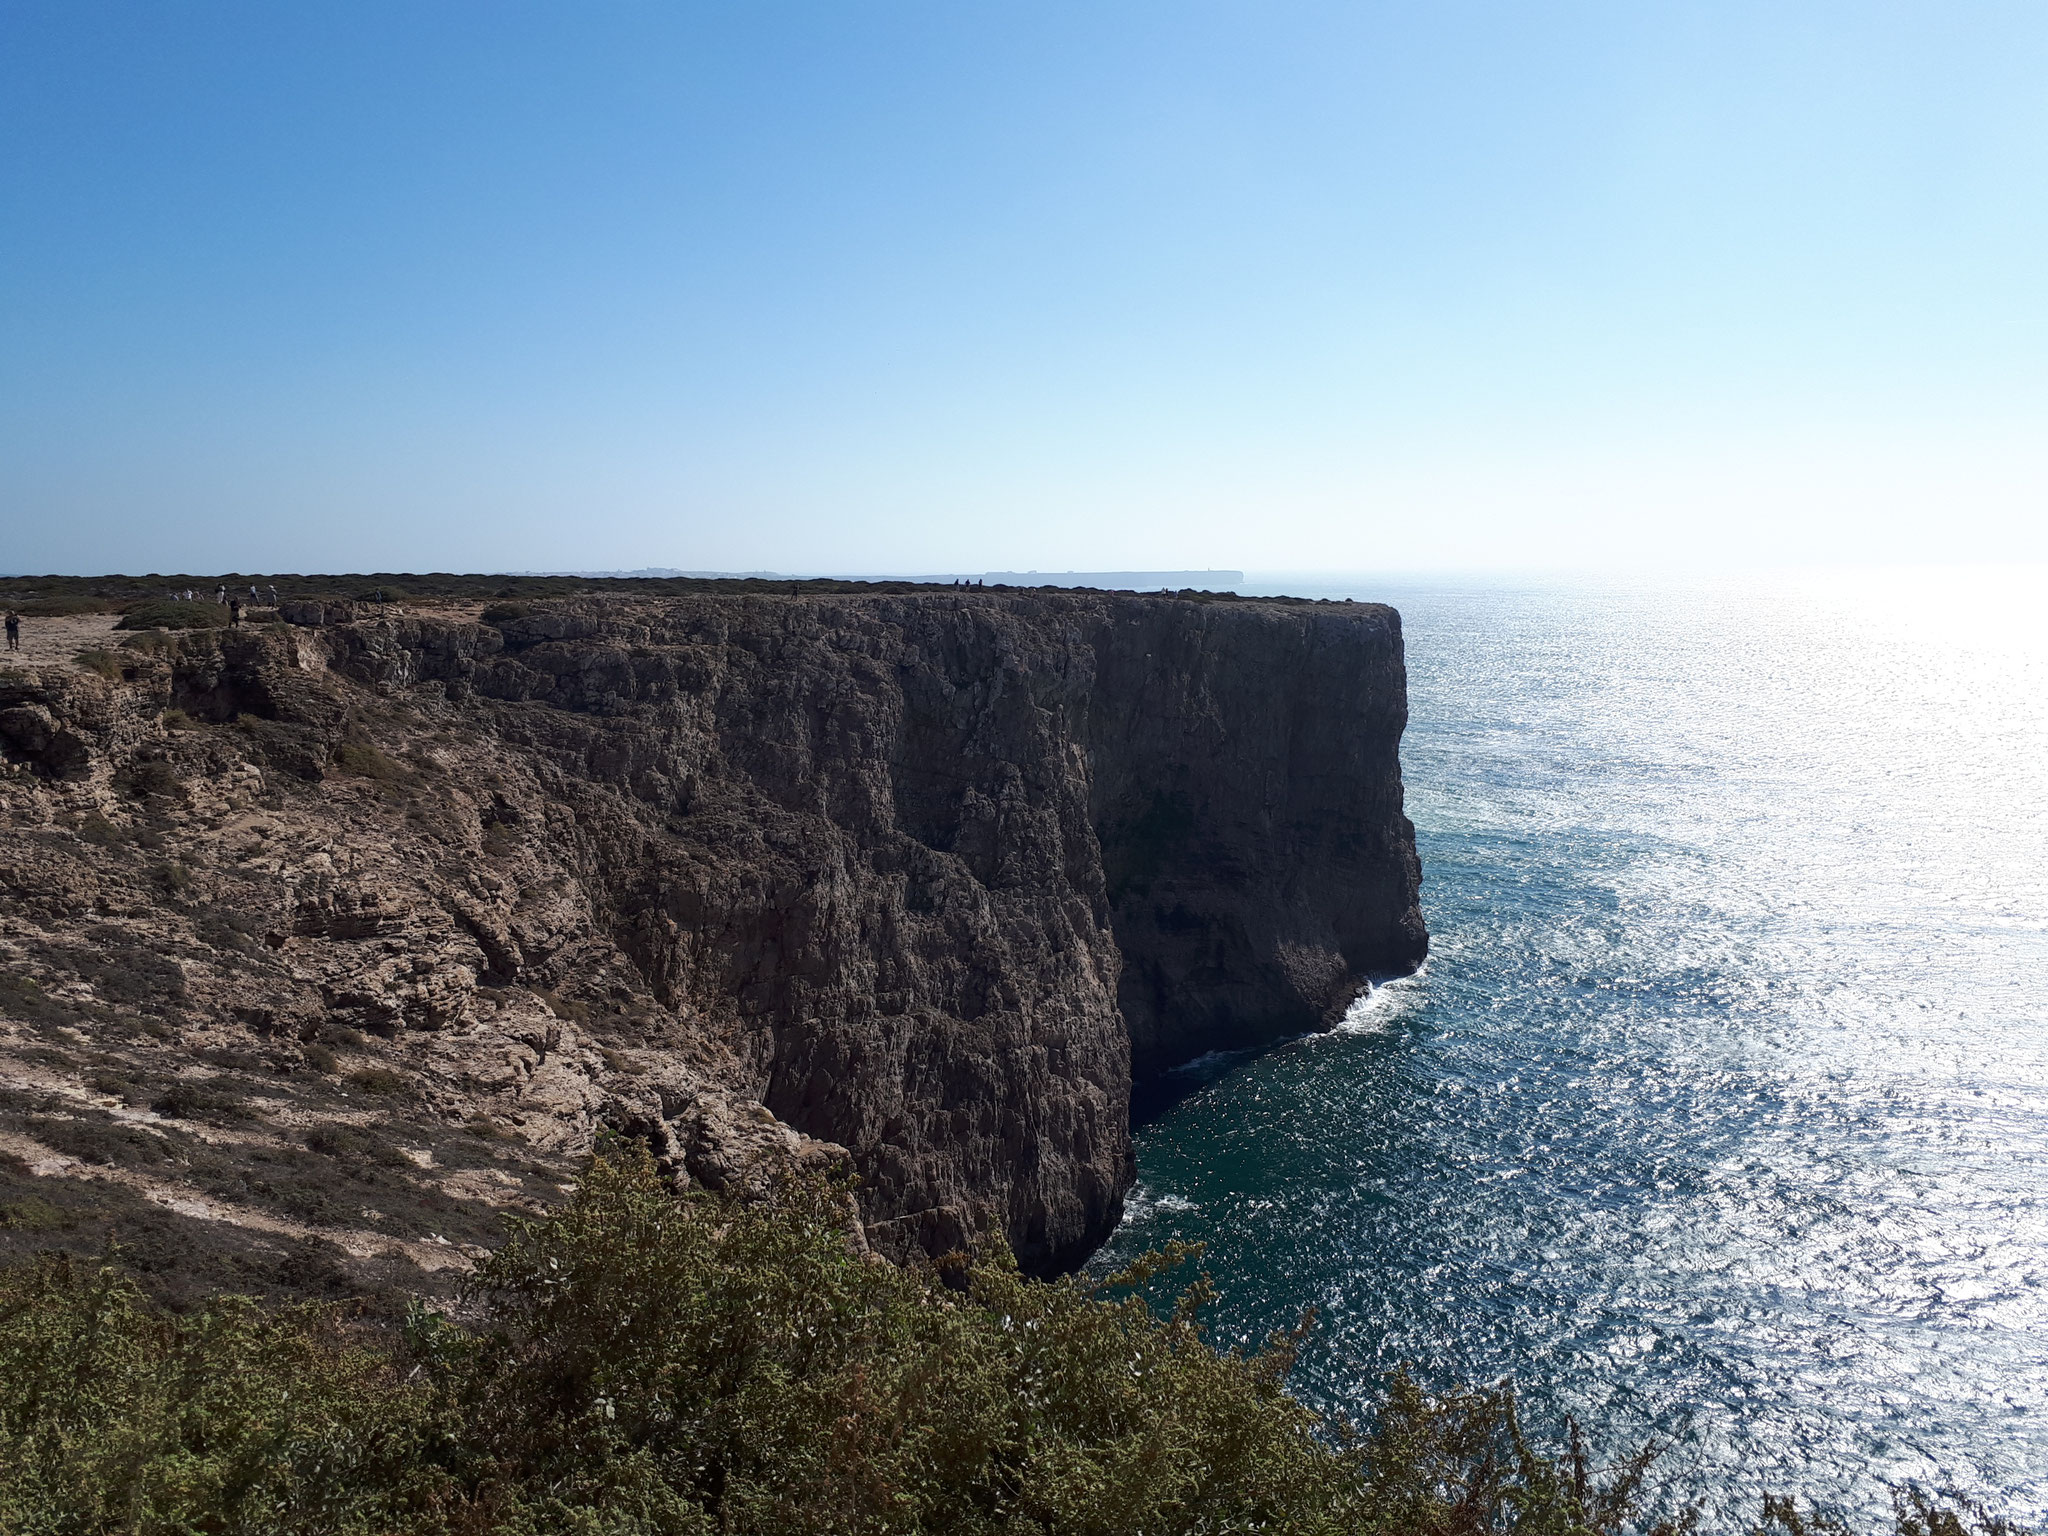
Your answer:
0,587 -> 1423,1295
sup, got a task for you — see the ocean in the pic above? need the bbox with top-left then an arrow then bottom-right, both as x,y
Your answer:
1093,567 -> 2048,1526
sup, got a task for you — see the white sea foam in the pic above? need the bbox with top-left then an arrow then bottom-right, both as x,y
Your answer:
1335,964 -> 1429,1035
1118,1184 -> 1199,1224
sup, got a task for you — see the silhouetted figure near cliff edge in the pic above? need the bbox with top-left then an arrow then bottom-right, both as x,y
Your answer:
4,611 -> 19,651
229,597 -> 242,627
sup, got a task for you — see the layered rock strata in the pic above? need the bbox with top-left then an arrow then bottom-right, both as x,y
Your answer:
0,591 -> 1422,1292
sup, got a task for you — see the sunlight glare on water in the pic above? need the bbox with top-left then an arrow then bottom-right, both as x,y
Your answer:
1096,566 -> 2048,1527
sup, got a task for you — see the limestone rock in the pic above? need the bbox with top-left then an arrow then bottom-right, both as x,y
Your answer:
0,590 -> 1422,1293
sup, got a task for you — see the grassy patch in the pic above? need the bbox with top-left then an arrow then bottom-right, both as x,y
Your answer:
73,813 -> 125,846
304,1123 -> 411,1168
198,911 -> 264,952
113,757 -> 183,802
86,1071 -> 147,1105
0,1195 -> 78,1232
149,1080 -> 256,1123
24,1113 -> 176,1168
331,736 -> 409,781
115,599 -> 228,631
0,974 -> 87,1030
534,987 -> 591,1023
72,649 -> 122,679
344,1067 -> 410,1098
16,596 -> 119,617
79,940 -> 187,1005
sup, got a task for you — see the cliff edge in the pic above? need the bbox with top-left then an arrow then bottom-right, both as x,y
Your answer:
0,589 -> 1422,1289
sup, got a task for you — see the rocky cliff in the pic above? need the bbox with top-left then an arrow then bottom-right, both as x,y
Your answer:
0,589 -> 1422,1293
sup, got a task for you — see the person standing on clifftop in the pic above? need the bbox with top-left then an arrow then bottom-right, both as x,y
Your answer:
4,611 -> 19,651
229,597 -> 242,627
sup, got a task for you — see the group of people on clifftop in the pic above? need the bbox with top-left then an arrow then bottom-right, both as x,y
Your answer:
0,581 -> 295,653
207,583 -> 280,614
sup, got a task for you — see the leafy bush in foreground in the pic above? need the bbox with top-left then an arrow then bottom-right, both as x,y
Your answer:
0,1150 -> 2028,1535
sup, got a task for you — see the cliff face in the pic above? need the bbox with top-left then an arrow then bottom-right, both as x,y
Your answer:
0,591 -> 1422,1288
1083,603 -> 1427,1078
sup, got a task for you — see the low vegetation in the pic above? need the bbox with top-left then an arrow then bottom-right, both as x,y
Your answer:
0,1148 -> 2026,1535
14,596 -> 123,617
1,570 -> 1327,611
113,600 -> 229,632
331,734 -> 411,781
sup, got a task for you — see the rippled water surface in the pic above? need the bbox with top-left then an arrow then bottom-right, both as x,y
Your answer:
1095,568 -> 2048,1524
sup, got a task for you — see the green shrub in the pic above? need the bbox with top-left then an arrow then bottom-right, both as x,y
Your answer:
149,1081 -> 254,1123
332,735 -> 409,781
0,1151 -> 2028,1535
86,1071 -> 146,1105
73,649 -> 122,679
345,1066 -> 411,1097
479,603 -> 529,625
0,976 -> 72,1030
23,1114 -> 174,1168
0,1197 -> 78,1233
115,599 -> 228,631
80,942 -> 186,1003
113,757 -> 182,802
305,1123 -> 410,1168
74,813 -> 125,845
0,1255 -> 449,1534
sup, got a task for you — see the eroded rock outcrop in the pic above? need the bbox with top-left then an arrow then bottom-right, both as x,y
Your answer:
0,590 -> 1421,1292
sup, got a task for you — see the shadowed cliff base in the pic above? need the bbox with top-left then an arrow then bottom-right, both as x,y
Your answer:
1,576 -> 1423,1285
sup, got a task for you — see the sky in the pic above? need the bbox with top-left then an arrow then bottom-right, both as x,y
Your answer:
3,1 -> 2046,577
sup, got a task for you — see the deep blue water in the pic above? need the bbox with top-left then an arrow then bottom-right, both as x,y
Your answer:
1094,569 -> 2048,1527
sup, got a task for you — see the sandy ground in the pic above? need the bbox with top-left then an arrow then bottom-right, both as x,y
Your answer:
2,611 -> 124,670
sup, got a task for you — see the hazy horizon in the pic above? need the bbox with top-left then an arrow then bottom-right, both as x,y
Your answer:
6,3 -> 2046,576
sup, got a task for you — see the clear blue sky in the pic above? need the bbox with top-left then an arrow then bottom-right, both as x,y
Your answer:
4,2 -> 2045,575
